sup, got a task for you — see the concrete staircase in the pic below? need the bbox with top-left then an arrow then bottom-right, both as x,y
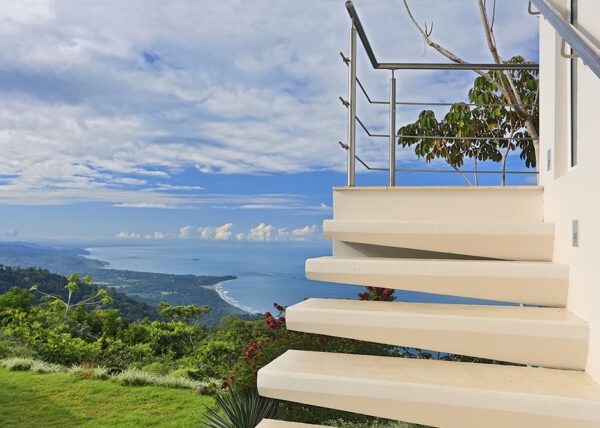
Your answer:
257,187 -> 600,427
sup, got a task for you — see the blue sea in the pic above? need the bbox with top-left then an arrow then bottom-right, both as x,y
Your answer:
86,242 -> 497,314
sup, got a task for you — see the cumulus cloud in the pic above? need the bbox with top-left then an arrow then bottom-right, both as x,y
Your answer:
178,225 -> 193,239
214,223 -> 233,241
292,225 -> 318,240
197,223 -> 234,240
145,231 -> 166,240
247,223 -> 274,242
115,222 -> 319,242
115,231 -> 141,239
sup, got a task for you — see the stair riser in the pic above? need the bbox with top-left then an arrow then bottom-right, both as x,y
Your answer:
324,231 -> 554,261
287,312 -> 588,369
305,268 -> 568,307
259,378 -> 600,428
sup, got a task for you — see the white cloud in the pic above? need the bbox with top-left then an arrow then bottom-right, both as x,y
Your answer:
292,224 -> 318,240
115,231 -> 141,239
145,231 -> 166,240
247,223 -> 273,242
1,229 -> 19,237
114,203 -> 177,209
198,226 -> 214,239
0,0 -> 538,205
214,223 -> 233,241
178,225 -> 193,239
197,223 -> 233,240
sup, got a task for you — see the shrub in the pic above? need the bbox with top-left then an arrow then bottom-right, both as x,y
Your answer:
30,360 -> 65,373
69,365 -> 110,380
142,362 -> 169,376
117,368 -> 156,387
116,368 -> 202,390
158,374 -> 202,390
200,389 -> 281,428
0,333 -> 33,359
1,357 -> 34,371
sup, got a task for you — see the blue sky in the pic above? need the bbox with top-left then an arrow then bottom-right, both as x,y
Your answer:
0,0 -> 539,242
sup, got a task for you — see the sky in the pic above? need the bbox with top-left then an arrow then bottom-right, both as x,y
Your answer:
0,0 -> 539,243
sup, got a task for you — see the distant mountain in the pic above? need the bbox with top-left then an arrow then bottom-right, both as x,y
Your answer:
0,242 -> 247,324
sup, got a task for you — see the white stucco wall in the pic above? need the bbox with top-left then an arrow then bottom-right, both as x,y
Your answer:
539,0 -> 600,382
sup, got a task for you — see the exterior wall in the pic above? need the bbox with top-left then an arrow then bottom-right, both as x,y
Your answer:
539,0 -> 600,382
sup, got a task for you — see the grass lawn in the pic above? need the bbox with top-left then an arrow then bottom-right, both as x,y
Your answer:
0,368 -> 214,427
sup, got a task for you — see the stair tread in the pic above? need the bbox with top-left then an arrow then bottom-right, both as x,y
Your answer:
308,256 -> 567,274
290,298 -> 584,323
258,350 -> 600,428
286,299 -> 588,369
306,256 -> 569,307
324,219 -> 554,234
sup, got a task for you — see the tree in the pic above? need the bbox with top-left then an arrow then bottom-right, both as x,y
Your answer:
399,0 -> 539,184
158,302 -> 211,326
31,273 -> 113,319
0,286 -> 33,312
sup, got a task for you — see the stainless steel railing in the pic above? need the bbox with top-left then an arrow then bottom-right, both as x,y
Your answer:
342,0 -> 540,187
530,0 -> 600,79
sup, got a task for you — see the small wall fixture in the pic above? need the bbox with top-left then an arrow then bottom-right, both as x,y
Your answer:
572,219 -> 579,247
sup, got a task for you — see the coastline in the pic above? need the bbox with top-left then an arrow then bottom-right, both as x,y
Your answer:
213,278 -> 258,315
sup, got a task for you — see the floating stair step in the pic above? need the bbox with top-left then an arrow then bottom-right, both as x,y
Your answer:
258,350 -> 600,428
323,220 -> 554,261
286,299 -> 588,369
256,420 -> 326,427
332,186 -> 544,224
305,257 -> 569,307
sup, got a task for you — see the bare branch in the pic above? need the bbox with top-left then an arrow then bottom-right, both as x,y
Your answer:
402,0 -> 501,90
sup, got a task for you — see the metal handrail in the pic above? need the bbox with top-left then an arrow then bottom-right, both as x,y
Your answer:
342,1 -> 541,187
531,0 -> 600,79
345,1 -> 539,72
340,53 -> 536,108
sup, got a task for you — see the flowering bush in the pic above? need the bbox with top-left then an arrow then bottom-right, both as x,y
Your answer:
218,302 -> 396,424
358,286 -> 396,302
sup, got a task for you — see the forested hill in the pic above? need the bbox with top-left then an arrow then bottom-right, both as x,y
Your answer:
0,242 -> 247,324
0,265 -> 158,320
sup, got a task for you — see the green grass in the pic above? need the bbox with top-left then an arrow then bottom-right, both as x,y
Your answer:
0,367 -> 213,427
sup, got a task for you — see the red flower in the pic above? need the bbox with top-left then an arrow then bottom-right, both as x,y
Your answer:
277,316 -> 286,325
383,288 -> 394,296
319,337 -> 327,345
265,312 -> 273,318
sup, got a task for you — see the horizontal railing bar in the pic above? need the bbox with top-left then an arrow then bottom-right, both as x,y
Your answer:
399,135 -> 538,141
345,1 -> 539,72
339,142 -> 538,174
395,100 -> 535,108
340,54 -> 538,108
376,62 -> 539,71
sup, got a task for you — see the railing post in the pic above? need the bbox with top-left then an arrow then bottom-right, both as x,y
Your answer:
347,22 -> 357,187
389,70 -> 396,186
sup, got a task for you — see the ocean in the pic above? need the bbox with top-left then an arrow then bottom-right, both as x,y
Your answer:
86,241 -> 500,314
